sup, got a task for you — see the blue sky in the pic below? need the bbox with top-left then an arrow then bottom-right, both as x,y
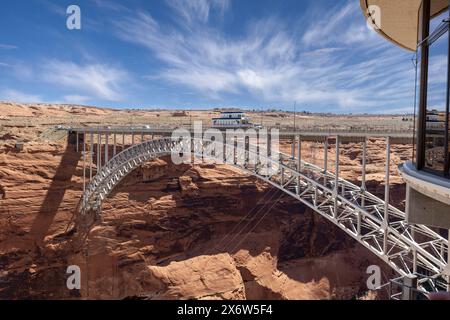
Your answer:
0,0 -> 446,113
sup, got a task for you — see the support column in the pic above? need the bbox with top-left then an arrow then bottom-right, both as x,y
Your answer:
82,133 -> 86,193
122,133 -> 125,151
97,133 -> 101,170
334,136 -> 340,219
383,136 -> 391,254
105,133 -> 109,163
245,136 -> 249,167
76,132 -> 79,152
90,132 -> 93,180
113,134 -> 117,157
448,230 -> 450,292
361,138 -> 367,205
401,275 -> 418,300
410,218 -> 417,276
324,138 -> 328,186
141,132 -> 144,142
132,133 -> 135,146
223,141 -> 227,164
234,138 -> 238,165
291,137 -> 295,160
358,138 -> 367,237
413,244 -> 418,275
296,135 -> 301,195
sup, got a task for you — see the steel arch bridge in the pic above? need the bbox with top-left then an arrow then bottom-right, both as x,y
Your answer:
74,135 -> 449,293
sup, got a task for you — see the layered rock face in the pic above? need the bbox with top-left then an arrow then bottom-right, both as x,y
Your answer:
0,137 -> 405,300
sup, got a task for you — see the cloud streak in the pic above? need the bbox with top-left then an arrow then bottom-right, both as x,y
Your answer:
0,0 -> 421,112
41,60 -> 129,102
0,44 -> 18,50
1,89 -> 42,103
113,0 -> 416,112
166,0 -> 230,24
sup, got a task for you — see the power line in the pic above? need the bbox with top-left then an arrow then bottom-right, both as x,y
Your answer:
217,188 -> 281,253
228,190 -> 286,253
208,187 -> 278,254
222,189 -> 284,252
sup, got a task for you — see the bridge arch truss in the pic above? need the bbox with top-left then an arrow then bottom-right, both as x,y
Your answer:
74,134 -> 450,292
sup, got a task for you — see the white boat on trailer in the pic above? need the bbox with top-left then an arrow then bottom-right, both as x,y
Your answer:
211,111 -> 262,129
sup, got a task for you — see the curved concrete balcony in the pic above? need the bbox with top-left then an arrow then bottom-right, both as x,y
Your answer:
399,161 -> 450,229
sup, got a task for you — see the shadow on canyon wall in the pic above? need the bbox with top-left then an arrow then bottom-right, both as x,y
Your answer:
29,139 -> 81,245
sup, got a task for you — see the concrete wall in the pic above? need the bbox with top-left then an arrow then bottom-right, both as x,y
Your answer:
406,186 -> 450,229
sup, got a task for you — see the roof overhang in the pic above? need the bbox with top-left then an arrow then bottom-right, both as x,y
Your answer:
360,0 -> 449,51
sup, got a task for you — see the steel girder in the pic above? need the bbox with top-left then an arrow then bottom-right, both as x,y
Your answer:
76,137 -> 449,292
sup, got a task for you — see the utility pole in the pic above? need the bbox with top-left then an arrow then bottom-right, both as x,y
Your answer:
260,106 -> 264,128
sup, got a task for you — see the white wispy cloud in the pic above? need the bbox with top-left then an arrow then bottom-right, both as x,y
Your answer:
302,2 -> 381,48
115,13 -> 299,98
63,94 -> 91,104
11,63 -> 34,81
167,0 -> 230,24
1,89 -> 42,103
114,0 -> 416,112
39,0 -> 66,16
41,60 -> 129,102
0,44 -> 18,50
91,0 -> 131,13
302,2 -> 355,47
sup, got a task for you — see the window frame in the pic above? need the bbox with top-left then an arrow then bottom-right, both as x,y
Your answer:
416,0 -> 450,178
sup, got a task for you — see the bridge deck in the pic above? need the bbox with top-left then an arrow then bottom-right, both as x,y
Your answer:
66,126 -> 414,139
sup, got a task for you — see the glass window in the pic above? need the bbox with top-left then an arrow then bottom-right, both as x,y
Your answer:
448,110 -> 450,176
423,10 -> 449,176
413,48 -> 421,166
414,0 -> 427,169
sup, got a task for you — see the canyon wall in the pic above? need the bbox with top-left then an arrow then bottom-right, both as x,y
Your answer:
0,135 -> 407,299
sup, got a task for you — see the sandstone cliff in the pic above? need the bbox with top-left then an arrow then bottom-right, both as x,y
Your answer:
0,140 -> 400,299
0,103 -> 410,300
